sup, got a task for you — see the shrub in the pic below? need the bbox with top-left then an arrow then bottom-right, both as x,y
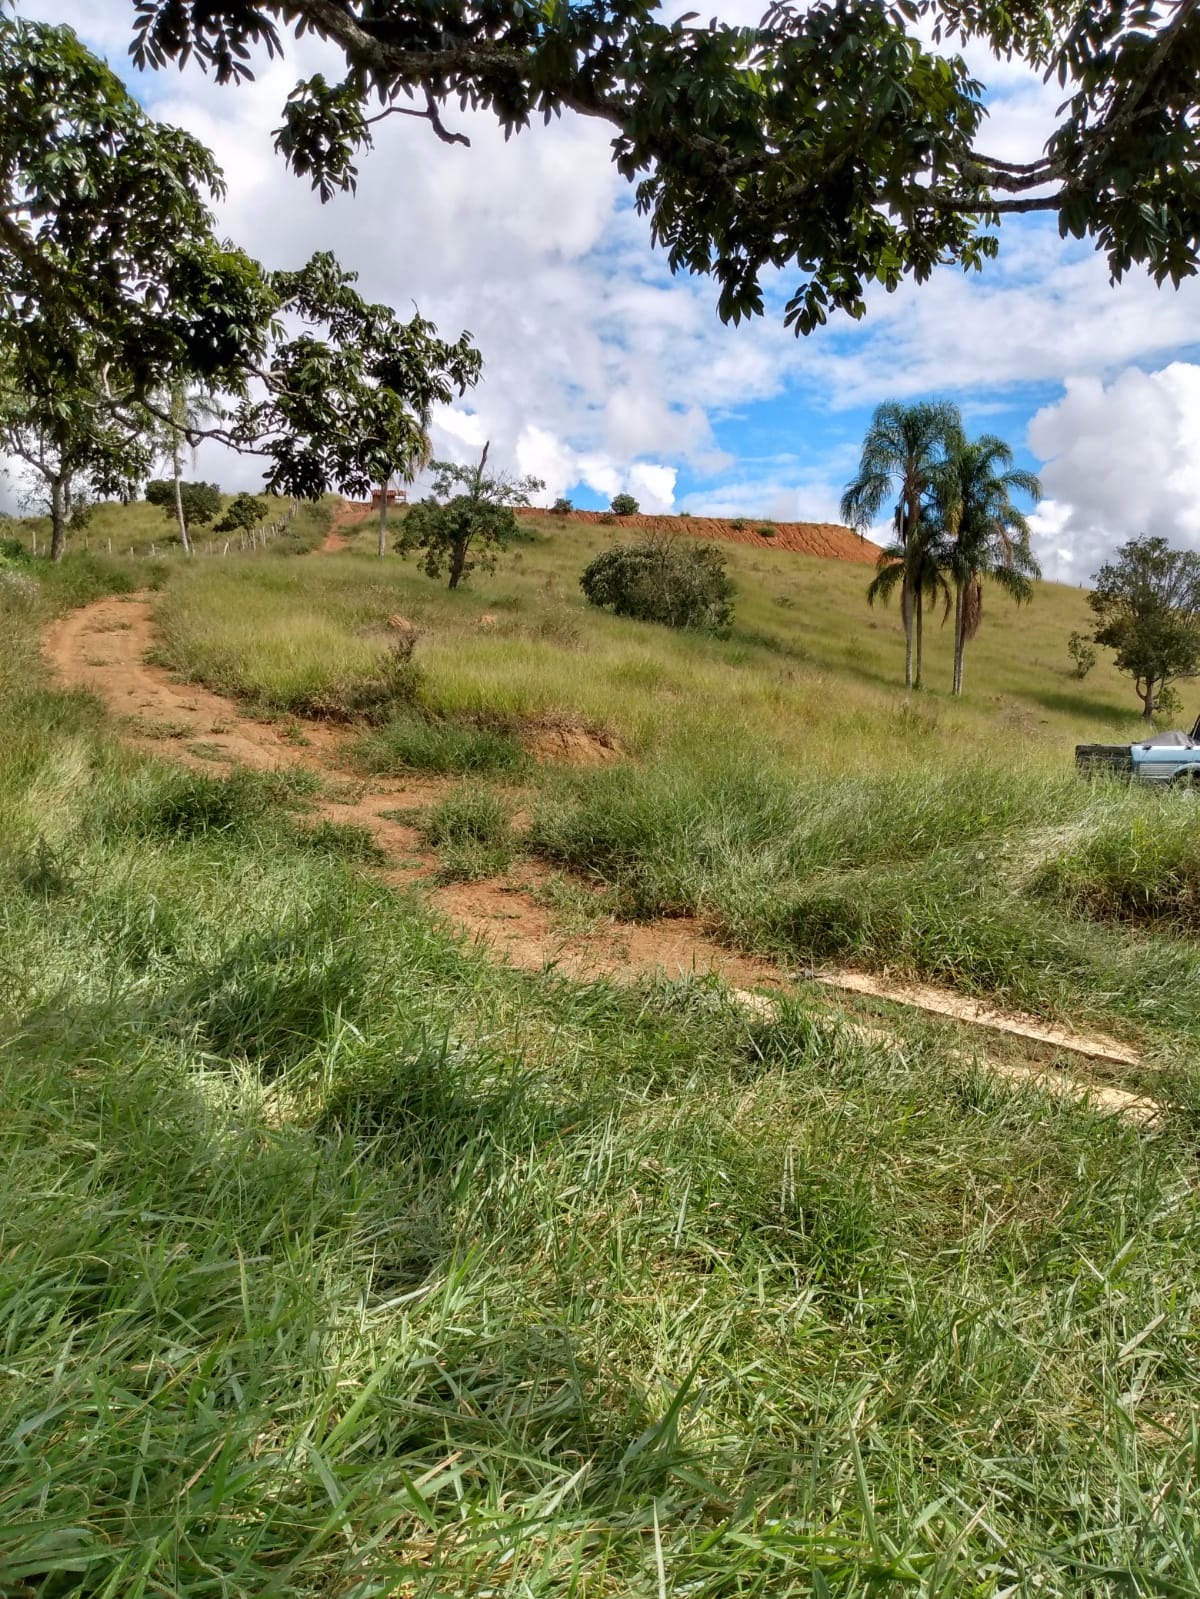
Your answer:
730,518 -> 746,531
580,533 -> 735,634
215,493 -> 269,534
758,523 -> 777,539
551,497 -> 574,515
1068,631 -> 1097,678
610,493 -> 639,516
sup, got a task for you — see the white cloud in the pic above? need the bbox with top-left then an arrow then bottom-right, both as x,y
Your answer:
628,463 -> 676,511
9,0 -> 1200,563
1027,364 -> 1200,582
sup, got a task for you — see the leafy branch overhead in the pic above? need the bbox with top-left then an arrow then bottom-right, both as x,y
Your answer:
128,0 -> 1200,332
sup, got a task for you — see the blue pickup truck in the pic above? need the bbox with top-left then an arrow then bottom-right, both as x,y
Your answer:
1077,714 -> 1200,784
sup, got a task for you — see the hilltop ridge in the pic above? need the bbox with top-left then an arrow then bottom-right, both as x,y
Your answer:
516,507 -> 883,563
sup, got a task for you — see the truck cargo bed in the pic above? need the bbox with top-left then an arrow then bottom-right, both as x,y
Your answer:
1076,743 -> 1133,776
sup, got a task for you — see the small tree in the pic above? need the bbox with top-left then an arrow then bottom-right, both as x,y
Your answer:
580,534 -> 734,634
1089,537 -> 1200,720
145,478 -> 221,543
398,443 -> 543,589
215,493 -> 269,534
552,497 -> 574,515
1,403 -> 146,561
1067,631 -> 1097,679
610,492 -> 639,516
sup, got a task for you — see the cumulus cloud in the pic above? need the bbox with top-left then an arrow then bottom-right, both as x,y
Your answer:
1027,364 -> 1200,582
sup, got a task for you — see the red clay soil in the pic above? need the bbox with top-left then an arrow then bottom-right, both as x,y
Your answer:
320,499 -> 373,553
518,507 -> 883,564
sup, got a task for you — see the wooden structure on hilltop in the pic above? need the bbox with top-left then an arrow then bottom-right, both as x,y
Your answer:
370,486 -> 407,509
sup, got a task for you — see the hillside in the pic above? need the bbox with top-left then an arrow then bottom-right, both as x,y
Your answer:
517,507 -> 884,563
2,504 -> 1200,1596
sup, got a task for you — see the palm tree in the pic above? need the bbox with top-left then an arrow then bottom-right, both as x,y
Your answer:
933,436 -> 1042,696
841,400 -> 962,689
156,381 -> 222,555
866,521 -> 952,690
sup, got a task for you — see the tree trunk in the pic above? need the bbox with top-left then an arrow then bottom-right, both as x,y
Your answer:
1142,679 -> 1158,721
49,476 -> 68,563
914,588 -> 925,690
171,447 -> 191,555
377,473 -> 391,558
902,579 -> 914,691
952,579 -> 965,696
448,539 -> 469,590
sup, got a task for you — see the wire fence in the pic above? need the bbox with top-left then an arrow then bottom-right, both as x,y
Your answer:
70,498 -> 301,560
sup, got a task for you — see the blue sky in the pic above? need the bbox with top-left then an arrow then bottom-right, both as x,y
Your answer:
12,1 -> 1200,582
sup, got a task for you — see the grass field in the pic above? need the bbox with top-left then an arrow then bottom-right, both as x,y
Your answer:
150,514 -> 1200,1051
3,493 -> 333,560
3,520 -> 1200,1595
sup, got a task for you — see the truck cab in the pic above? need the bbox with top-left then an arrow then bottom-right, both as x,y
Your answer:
1077,713 -> 1200,784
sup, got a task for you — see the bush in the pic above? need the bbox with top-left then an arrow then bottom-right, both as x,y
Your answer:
610,493 -> 639,516
758,523 -> 776,539
1068,631 -> 1097,678
551,497 -> 574,515
580,534 -> 735,634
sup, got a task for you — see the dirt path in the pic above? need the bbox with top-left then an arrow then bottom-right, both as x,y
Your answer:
319,499 -> 372,554
41,591 -> 1164,1125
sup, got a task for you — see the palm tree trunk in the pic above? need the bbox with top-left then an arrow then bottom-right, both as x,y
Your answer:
171,446 -> 191,556
902,580 -> 914,691
914,588 -> 925,690
952,579 -> 965,695
377,473 -> 390,559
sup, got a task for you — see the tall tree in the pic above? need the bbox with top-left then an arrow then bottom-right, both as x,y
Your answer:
1089,536 -> 1200,720
154,383 -> 224,555
841,401 -> 961,690
229,253 -> 480,506
0,21 -> 480,529
933,435 -> 1042,695
123,2 -> 1200,335
0,378 -> 150,560
0,17 -> 273,416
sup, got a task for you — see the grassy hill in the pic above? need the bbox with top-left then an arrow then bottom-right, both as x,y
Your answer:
1,507 -> 1199,1596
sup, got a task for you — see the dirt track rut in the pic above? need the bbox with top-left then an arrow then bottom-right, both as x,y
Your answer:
41,586 -> 1161,1125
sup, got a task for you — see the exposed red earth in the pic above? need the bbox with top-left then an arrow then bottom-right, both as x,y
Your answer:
518,507 -> 884,563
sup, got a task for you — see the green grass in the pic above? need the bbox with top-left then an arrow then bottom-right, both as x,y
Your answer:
142,522 -> 1200,1051
4,493 -> 332,562
355,709 -> 527,775
4,549 -> 1200,1594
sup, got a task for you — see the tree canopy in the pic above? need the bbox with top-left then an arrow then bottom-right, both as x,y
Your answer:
1089,536 -> 1200,720
399,444 -> 541,588
123,0 -> 1200,333
0,17 -> 482,550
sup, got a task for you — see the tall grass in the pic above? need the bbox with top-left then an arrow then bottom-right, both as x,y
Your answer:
3,557 -> 1200,1594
